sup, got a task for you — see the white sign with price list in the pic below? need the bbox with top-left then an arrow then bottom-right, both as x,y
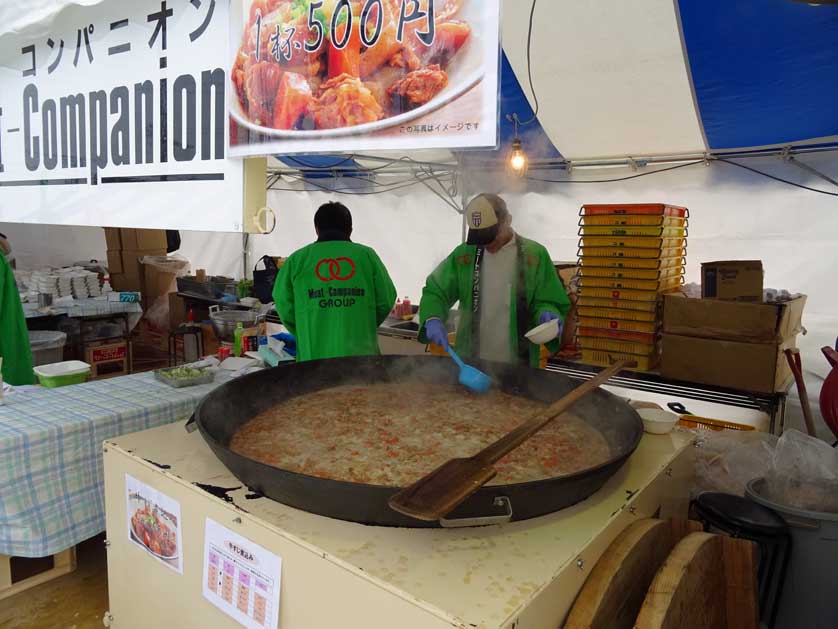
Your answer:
203,517 -> 283,629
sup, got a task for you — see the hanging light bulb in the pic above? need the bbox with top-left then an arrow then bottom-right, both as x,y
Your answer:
507,138 -> 529,176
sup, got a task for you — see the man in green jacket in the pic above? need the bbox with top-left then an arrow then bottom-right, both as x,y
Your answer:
273,202 -> 397,362
419,194 -> 570,368
0,251 -> 34,385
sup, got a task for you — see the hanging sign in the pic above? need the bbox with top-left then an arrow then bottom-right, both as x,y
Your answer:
0,0 -> 255,232
229,0 -> 501,156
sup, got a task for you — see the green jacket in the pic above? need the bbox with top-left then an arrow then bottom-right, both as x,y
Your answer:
0,255 -> 34,385
273,240 -> 397,362
419,236 -> 570,368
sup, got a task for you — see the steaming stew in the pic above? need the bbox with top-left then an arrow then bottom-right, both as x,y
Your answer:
230,383 -> 612,486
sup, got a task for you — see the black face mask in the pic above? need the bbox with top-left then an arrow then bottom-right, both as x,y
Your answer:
316,229 -> 352,243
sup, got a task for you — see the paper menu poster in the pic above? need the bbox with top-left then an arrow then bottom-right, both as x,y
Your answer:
203,518 -> 282,629
125,474 -> 183,574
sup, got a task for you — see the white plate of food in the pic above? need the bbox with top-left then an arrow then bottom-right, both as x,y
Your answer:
129,497 -> 179,561
229,0 -> 487,138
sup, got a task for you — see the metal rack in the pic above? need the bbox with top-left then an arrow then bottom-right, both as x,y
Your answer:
546,357 -> 789,434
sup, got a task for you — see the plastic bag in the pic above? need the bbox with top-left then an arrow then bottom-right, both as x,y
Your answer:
140,253 -> 191,276
693,429 -> 778,497
763,429 -> 838,513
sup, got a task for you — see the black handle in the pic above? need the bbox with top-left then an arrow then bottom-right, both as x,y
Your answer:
254,255 -> 278,273
667,402 -> 692,415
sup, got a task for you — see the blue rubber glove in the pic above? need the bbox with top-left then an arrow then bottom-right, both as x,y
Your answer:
539,311 -> 561,324
425,319 -> 449,348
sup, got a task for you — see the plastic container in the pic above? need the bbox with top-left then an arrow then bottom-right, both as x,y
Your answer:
33,360 -> 91,388
154,366 -> 216,388
579,255 -> 686,270
637,408 -> 680,434
579,246 -> 688,259
581,349 -> 658,371
580,214 -> 688,227
578,336 -> 658,356
746,478 -> 838,629
577,297 -> 659,315
578,275 -> 684,292
578,286 -> 677,301
579,225 -> 688,238
577,327 -> 657,344
577,316 -> 658,333
28,330 -> 68,367
580,203 -> 689,218
579,236 -> 687,249
578,265 -> 684,281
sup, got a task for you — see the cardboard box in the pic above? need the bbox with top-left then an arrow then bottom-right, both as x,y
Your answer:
106,250 -> 124,275
663,294 -> 806,343
119,228 -> 167,251
661,333 -> 795,394
104,228 -> 122,250
85,340 -> 130,380
701,260 -> 763,302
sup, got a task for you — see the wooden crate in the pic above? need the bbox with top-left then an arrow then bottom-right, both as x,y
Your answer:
0,547 -> 77,601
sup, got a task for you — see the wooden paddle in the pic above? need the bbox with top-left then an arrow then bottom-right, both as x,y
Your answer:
388,360 -> 633,522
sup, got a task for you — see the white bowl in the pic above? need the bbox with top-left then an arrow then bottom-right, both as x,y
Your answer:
525,319 -> 560,345
637,408 -> 680,435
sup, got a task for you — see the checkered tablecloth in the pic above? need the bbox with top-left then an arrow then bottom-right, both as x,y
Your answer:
0,372 -> 228,557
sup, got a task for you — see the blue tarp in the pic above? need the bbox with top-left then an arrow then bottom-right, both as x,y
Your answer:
678,0 -> 838,149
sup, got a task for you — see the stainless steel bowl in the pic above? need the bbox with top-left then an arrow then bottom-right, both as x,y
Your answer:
209,308 -> 259,342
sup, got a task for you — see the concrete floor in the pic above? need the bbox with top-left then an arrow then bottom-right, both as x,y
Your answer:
0,535 -> 109,629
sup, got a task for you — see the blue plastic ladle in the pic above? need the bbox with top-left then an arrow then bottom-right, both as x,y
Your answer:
445,346 -> 492,394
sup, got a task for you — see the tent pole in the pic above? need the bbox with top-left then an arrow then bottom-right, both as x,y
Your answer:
458,155 -> 468,243
242,232 -> 249,280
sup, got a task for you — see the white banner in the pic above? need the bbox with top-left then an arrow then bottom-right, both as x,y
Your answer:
0,0 -> 251,232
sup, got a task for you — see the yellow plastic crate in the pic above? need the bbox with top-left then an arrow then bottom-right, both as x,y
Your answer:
576,316 -> 658,334
579,236 -> 687,249
581,204 -> 689,218
578,275 -> 684,292
578,266 -> 684,281
578,256 -> 686,270
579,225 -> 688,238
578,336 -> 658,355
580,215 -> 688,227
577,305 -> 658,322
578,286 -> 679,301
576,297 -> 659,314
579,246 -> 687,259
581,349 -> 658,372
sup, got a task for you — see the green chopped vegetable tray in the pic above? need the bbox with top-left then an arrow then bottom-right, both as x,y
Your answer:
154,365 -> 216,388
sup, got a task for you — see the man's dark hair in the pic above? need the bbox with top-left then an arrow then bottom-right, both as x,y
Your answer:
314,202 -> 353,238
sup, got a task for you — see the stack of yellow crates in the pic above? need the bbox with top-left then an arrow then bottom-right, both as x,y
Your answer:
575,203 -> 688,371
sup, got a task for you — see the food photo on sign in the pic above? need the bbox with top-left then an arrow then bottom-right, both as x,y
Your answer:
125,474 -> 184,574
228,0 -> 501,155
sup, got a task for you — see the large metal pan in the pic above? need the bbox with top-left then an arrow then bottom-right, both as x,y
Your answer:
191,356 -> 643,527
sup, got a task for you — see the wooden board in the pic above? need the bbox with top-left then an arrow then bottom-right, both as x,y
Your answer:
564,518 -> 702,629
634,533 -> 757,629
0,547 -> 77,601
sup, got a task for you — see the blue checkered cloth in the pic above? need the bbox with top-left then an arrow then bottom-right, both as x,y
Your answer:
0,372 -> 226,557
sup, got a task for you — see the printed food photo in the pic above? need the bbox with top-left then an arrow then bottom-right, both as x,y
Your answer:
129,500 -> 179,560
230,0 -> 483,138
